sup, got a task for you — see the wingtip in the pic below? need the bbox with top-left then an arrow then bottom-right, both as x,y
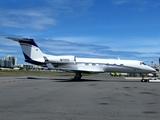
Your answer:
4,36 -> 9,39
4,36 -> 16,40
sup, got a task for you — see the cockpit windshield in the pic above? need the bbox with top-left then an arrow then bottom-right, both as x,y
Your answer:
140,62 -> 146,65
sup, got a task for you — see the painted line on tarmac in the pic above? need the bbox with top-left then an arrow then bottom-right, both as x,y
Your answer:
0,79 -> 35,85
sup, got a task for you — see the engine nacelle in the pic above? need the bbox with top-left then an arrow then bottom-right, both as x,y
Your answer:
47,55 -> 76,63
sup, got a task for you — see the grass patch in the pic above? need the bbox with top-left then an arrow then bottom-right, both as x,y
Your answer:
0,70 -> 93,76
0,70 -> 63,75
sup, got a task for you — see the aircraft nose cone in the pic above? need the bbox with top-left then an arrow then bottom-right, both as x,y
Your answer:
150,67 -> 156,72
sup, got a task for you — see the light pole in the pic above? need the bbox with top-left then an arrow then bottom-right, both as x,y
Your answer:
151,61 -> 153,67
159,58 -> 160,77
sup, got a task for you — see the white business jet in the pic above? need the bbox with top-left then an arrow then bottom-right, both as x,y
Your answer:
5,36 -> 156,80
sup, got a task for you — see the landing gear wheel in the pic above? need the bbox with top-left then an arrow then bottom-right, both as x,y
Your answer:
141,79 -> 149,82
74,76 -> 81,80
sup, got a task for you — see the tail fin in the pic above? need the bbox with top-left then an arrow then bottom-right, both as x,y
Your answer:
5,36 -> 45,65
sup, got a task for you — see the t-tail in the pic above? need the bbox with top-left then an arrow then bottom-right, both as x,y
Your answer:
5,36 -> 46,66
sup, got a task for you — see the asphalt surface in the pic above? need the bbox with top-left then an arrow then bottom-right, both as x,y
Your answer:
0,73 -> 160,120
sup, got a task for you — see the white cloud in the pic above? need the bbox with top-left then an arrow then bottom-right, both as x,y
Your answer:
113,0 -> 130,5
112,0 -> 160,10
0,35 -> 159,64
0,0 -> 94,30
0,36 -> 19,46
0,49 -> 17,53
36,38 -> 141,59
0,9 -> 57,30
53,36 -> 98,44
96,37 -> 160,53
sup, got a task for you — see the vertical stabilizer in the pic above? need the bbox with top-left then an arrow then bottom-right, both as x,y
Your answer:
5,36 -> 45,65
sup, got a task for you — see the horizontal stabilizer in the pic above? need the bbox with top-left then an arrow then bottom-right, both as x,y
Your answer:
5,36 -> 38,48
5,36 -> 33,42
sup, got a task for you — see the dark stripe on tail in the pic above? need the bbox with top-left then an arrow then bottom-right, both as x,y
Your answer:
18,38 -> 38,47
23,52 -> 45,66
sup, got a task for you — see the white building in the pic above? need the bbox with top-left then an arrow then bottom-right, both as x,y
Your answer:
4,55 -> 17,66
0,55 -> 17,68
0,55 -> 44,70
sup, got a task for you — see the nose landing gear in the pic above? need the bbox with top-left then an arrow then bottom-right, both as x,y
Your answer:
140,73 -> 149,82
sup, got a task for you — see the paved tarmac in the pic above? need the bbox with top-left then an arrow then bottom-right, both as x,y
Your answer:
0,73 -> 160,120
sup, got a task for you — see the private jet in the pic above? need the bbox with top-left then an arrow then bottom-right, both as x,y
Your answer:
5,36 -> 156,80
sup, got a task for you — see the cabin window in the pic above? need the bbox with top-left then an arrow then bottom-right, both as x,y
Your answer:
85,63 -> 89,66
120,64 -> 124,66
113,64 -> 116,66
92,63 -> 96,66
54,65 -> 58,67
106,63 -> 109,66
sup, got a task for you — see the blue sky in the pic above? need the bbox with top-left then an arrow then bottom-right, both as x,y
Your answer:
0,0 -> 160,65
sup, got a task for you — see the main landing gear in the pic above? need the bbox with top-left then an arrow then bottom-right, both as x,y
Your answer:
74,71 -> 82,80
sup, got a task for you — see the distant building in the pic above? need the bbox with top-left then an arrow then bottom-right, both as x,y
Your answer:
0,55 -> 17,68
0,55 -> 44,70
14,63 -> 44,70
0,59 -> 2,67
4,55 -> 17,66
23,64 -> 44,70
3,59 -> 11,68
